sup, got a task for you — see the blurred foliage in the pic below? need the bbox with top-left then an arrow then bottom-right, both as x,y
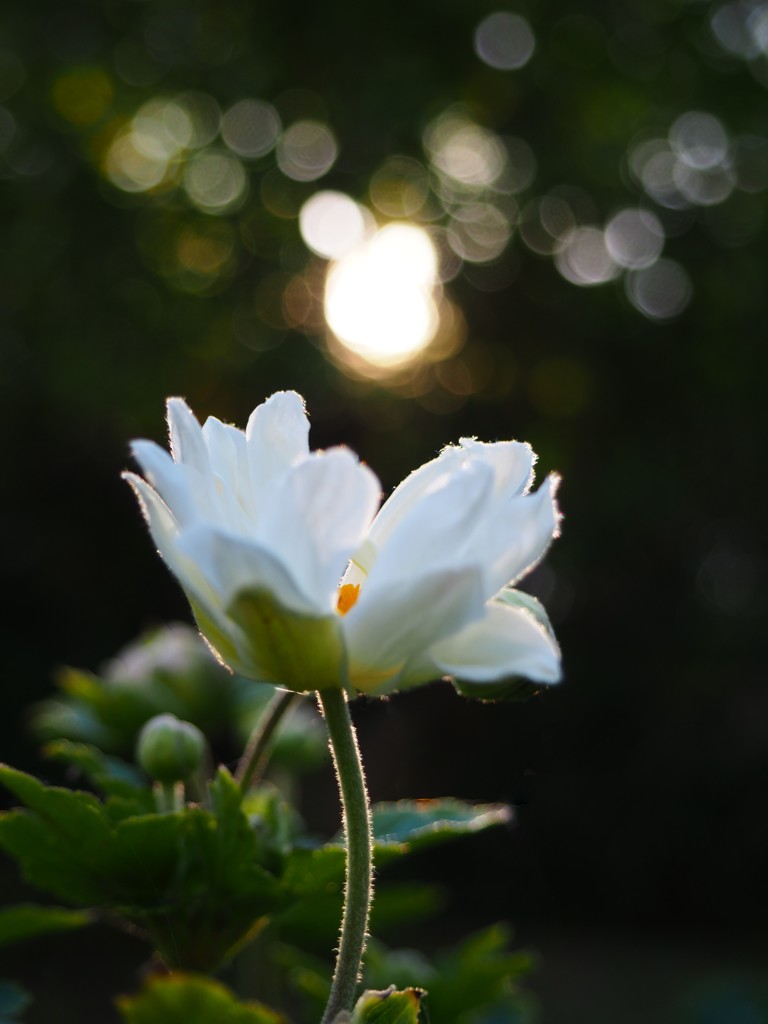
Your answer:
0,626 -> 530,1019
117,974 -> 287,1024
280,926 -> 536,1024
0,982 -> 30,1024
32,623 -> 328,770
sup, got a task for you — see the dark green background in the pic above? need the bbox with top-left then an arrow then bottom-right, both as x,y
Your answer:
1,1 -> 766,1021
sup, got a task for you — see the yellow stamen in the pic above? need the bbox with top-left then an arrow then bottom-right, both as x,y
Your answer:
337,583 -> 360,616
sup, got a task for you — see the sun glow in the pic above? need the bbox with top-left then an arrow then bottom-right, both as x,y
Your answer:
324,223 -> 440,369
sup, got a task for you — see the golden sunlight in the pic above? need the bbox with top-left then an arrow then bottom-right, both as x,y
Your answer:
323,223 -> 440,369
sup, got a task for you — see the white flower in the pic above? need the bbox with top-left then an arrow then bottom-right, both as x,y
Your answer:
125,392 -> 562,696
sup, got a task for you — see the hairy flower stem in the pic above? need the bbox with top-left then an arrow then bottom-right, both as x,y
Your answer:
317,688 -> 373,1024
236,690 -> 300,793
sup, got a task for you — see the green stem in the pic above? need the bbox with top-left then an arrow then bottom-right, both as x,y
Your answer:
317,688 -> 373,1024
236,690 -> 300,793
155,781 -> 182,813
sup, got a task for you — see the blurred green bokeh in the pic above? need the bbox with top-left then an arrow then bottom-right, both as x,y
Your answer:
1,1 -> 767,1020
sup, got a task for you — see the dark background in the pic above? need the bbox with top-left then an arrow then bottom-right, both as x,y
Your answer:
1,1 -> 767,1021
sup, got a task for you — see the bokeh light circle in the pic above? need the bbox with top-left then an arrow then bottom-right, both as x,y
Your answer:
605,208 -> 665,269
555,226 -> 619,286
277,120 -> 338,182
474,12 -> 536,70
626,258 -> 692,320
670,111 -> 729,170
299,191 -> 370,259
183,148 -> 248,213
221,99 -> 281,159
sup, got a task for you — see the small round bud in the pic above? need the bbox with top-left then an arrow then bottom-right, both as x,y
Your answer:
136,713 -> 205,783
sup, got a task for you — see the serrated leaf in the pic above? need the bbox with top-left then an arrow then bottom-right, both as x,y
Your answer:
349,987 -> 423,1024
116,973 -> 288,1023
0,766 -> 285,971
112,787 -> 285,968
0,765 -> 119,904
370,799 -> 512,850
0,905 -> 92,947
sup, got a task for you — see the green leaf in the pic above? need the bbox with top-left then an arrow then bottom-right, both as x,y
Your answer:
43,739 -> 148,799
370,799 -> 512,850
0,765 -> 285,971
275,846 -> 346,949
0,981 -> 31,1021
277,799 -> 508,952
0,905 -> 92,947
422,925 -> 536,1023
349,987 -> 424,1024
116,973 -> 288,1023
281,845 -> 346,896
115,773 -> 286,968
362,928 -> 536,1024
0,765 -> 120,904
369,884 -> 443,932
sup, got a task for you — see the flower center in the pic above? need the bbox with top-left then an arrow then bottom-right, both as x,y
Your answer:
337,583 -> 360,615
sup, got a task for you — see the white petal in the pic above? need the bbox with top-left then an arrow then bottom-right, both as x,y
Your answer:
343,564 -> 486,692
166,398 -> 210,473
482,473 -> 561,595
130,440 -> 199,527
259,448 -> 381,607
122,472 -> 218,611
429,598 -> 562,685
457,438 -> 536,497
365,461 -> 494,587
123,471 -> 179,541
245,391 -> 310,497
201,416 -> 255,529
370,438 -> 534,553
175,523 -> 323,617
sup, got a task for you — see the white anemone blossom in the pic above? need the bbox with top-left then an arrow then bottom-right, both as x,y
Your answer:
125,392 -> 562,696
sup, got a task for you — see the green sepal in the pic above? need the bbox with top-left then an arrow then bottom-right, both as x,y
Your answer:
225,588 -> 347,693
451,676 -> 542,703
0,905 -> 92,947
348,987 -> 424,1024
116,973 -> 288,1023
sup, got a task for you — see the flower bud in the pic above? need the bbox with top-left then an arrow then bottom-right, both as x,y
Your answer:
136,713 -> 205,783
